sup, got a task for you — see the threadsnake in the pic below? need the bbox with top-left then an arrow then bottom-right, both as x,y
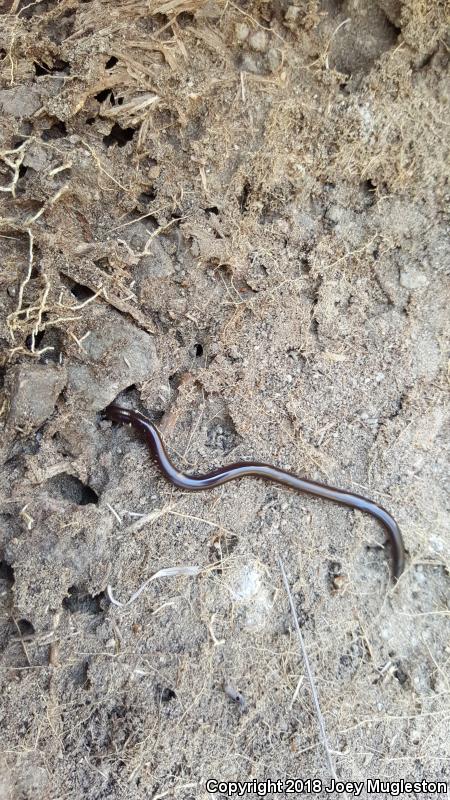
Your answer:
104,404 -> 405,580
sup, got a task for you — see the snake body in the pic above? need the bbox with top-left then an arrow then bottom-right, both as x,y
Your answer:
105,404 -> 405,581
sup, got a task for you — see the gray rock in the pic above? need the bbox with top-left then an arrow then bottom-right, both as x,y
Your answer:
66,308 -> 158,410
400,267 -> 429,289
249,31 -> 268,53
235,22 -> 249,42
7,363 -> 67,434
23,143 -> 50,172
120,221 -> 175,279
267,48 -> 281,72
0,86 -> 41,118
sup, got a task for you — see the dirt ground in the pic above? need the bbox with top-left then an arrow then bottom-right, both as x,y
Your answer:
0,0 -> 449,798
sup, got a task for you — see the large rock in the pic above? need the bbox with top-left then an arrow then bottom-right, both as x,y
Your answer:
0,86 -> 41,118
7,363 -> 67,434
66,307 -> 158,410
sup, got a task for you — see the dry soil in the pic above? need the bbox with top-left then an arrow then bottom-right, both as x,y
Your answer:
0,1 -> 449,799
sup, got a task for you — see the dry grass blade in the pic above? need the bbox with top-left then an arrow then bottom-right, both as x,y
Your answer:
278,556 -> 338,782
107,565 -> 201,607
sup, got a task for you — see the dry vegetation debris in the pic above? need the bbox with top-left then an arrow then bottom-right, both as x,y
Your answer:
0,0 -> 449,797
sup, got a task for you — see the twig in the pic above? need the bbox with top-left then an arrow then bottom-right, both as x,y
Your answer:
12,617 -> 31,666
106,502 -> 122,525
278,556 -> 338,781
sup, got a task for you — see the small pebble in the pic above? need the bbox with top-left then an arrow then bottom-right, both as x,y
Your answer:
240,53 -> 260,74
428,535 -> 444,554
400,267 -> 429,289
332,574 -> 347,591
284,5 -> 300,26
235,22 -> 249,42
224,683 -> 247,710
267,48 -> 280,72
249,31 -> 268,52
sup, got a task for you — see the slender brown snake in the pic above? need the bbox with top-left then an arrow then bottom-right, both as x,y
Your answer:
104,404 -> 405,581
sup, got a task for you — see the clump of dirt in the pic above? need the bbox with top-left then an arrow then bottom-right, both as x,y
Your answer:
0,1 -> 449,798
